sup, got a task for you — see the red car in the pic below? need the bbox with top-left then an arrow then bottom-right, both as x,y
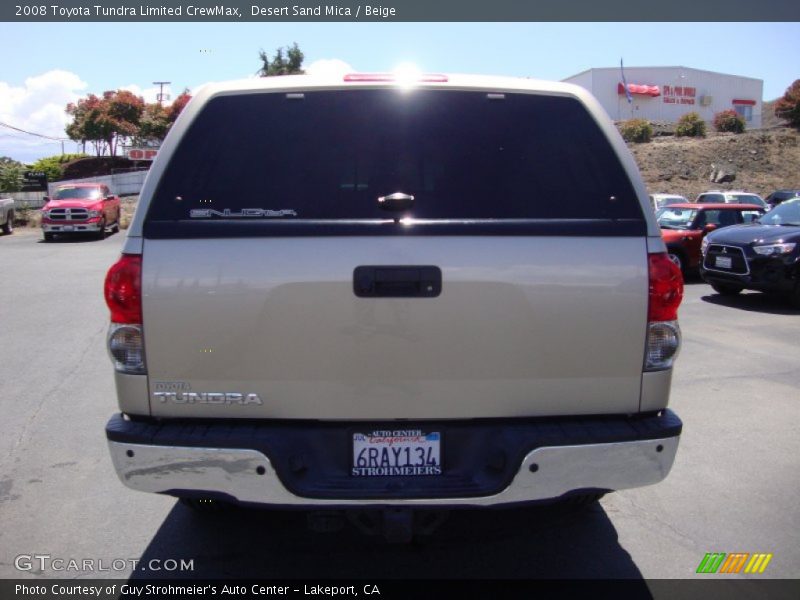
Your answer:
655,203 -> 765,273
41,183 -> 122,241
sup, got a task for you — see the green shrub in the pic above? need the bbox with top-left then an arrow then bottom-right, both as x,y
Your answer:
30,153 -> 88,182
675,112 -> 706,137
0,162 -> 25,191
713,110 -> 745,133
619,119 -> 653,143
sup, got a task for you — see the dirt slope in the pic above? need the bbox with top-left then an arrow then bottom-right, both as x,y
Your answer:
628,127 -> 800,200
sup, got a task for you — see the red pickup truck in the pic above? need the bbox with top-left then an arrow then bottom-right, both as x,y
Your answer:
41,183 -> 121,242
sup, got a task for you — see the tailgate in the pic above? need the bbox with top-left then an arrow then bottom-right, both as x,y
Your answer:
142,236 -> 648,419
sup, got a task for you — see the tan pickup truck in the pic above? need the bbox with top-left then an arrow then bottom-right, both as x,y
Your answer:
103,73 -> 684,541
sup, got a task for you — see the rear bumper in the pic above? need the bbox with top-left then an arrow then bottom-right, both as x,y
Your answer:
106,411 -> 681,508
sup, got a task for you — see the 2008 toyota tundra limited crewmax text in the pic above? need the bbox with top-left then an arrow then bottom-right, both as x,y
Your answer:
103,73 -> 684,541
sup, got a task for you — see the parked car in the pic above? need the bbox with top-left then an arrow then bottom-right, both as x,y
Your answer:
0,196 -> 13,235
649,193 -> 689,211
656,203 -> 765,274
764,189 -> 800,210
700,198 -> 800,306
41,183 -> 121,241
102,73 -> 684,540
696,190 -> 768,210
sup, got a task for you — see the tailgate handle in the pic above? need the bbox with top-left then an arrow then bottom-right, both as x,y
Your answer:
354,266 -> 441,298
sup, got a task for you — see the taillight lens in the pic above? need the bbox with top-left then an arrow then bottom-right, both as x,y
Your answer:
646,253 -> 683,371
648,253 -> 683,322
105,254 -> 142,324
105,255 -> 145,374
108,324 -> 146,374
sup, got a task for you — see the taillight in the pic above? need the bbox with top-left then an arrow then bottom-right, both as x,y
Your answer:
104,255 -> 145,374
645,253 -> 683,371
648,253 -> 683,321
105,254 -> 142,324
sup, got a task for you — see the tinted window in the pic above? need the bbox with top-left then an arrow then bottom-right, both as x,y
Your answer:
146,89 -> 643,234
697,194 -> 724,203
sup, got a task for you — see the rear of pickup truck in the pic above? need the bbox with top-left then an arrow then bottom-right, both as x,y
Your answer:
104,74 -> 683,524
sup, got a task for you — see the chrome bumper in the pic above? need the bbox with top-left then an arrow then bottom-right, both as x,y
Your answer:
107,436 -> 679,507
42,222 -> 102,232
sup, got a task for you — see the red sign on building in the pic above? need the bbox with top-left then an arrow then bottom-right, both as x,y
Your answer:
663,85 -> 696,105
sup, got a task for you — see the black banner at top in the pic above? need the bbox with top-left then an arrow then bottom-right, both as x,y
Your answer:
3,0 -> 800,22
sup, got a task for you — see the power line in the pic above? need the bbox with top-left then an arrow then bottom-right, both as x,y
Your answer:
0,120 -> 69,141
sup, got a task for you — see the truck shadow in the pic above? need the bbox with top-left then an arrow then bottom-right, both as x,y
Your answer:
129,499 -> 647,581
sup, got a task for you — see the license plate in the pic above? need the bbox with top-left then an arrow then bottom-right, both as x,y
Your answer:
715,256 -> 733,269
62,225 -> 74,232
352,430 -> 442,476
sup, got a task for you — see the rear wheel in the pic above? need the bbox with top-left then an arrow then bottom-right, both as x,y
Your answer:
2,211 -> 13,234
711,283 -> 743,296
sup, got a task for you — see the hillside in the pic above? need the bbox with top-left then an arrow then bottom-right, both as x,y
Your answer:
628,127 -> 800,200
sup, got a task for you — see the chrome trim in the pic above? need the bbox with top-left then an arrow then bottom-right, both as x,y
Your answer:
48,207 -> 90,221
107,436 -> 679,507
703,244 -> 750,276
42,222 -> 102,232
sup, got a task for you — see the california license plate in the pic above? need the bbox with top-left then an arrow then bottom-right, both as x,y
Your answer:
352,430 -> 442,476
715,256 -> 733,269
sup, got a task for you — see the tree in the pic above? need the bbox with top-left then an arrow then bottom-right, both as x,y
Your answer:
0,157 -> 25,192
774,79 -> 800,129
135,103 -> 171,144
65,90 -> 145,157
167,89 -> 192,123
257,43 -> 305,76
30,153 -> 88,182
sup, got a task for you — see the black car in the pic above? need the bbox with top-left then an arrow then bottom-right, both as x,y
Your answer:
700,198 -> 800,306
764,189 -> 800,210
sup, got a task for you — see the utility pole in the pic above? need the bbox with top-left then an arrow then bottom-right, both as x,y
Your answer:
153,81 -> 171,105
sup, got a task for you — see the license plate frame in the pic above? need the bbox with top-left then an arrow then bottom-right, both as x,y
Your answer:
715,255 -> 733,269
351,430 -> 442,477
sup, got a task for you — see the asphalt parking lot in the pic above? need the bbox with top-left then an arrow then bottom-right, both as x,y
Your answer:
0,228 -> 798,581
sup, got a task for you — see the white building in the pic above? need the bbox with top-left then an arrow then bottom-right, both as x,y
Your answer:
563,66 -> 763,129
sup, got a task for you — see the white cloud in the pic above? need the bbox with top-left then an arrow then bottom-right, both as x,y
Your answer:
120,83 -> 177,105
0,70 -> 87,162
305,59 -> 355,77
0,70 -> 86,136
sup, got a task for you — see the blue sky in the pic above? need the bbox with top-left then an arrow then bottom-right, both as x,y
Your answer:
1,22 -> 798,162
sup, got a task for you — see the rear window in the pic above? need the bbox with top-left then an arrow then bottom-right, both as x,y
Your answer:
145,89 -> 644,236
